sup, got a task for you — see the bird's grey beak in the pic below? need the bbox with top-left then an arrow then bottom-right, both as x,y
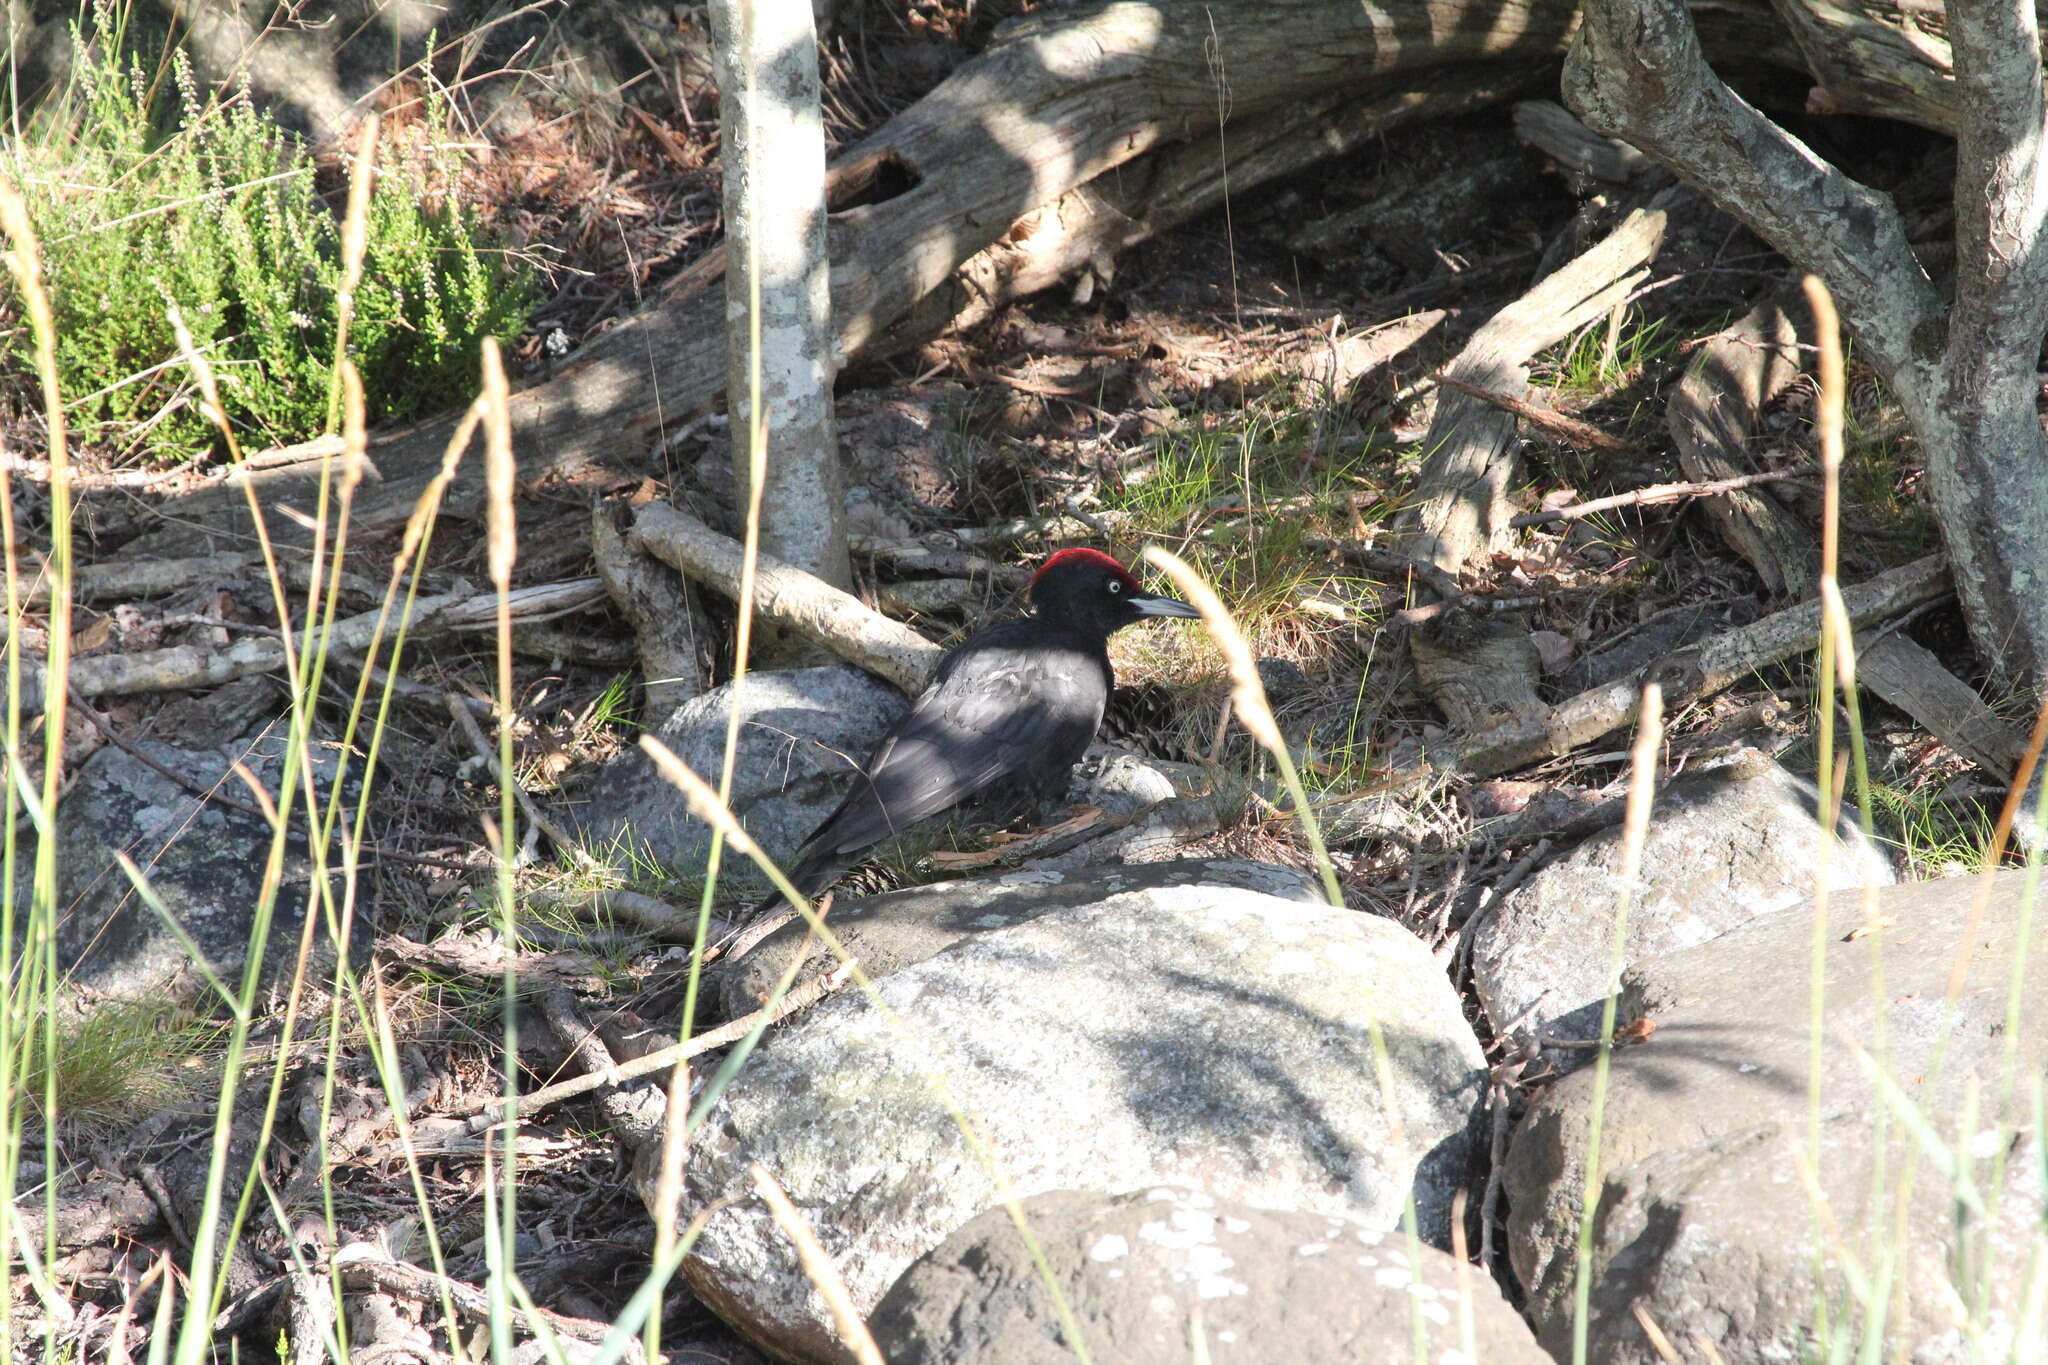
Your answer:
1131,595 -> 1201,619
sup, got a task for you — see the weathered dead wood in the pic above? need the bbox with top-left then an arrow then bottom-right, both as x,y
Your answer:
1666,294 -> 1816,596
445,693 -> 596,870
461,958 -> 858,1132
285,1266 -> 339,1365
852,538 -> 1029,588
927,804 -> 1124,870
1285,132 -> 1552,268
1041,791 -> 1238,867
1457,553 -> 1952,776
629,502 -> 942,694
1858,630 -> 2029,779
1570,0 -> 2048,682
1771,0 -> 1962,131
24,552 -> 250,605
873,578 -> 997,618
144,76 -> 1548,564
1390,191 -> 1682,575
381,931 -> 617,992
522,884 -> 741,945
341,1290 -> 434,1364
1508,469 -> 1816,528
1319,310 -> 1452,403
1410,617 -> 1548,733
332,1253 -> 640,1360
1512,99 -> 1654,183
8,1171 -> 161,1253
509,619 -> 637,668
112,0 -> 1994,596
128,11 -> 1576,563
18,551 -> 382,608
950,511 -> 1124,549
537,987 -> 664,1162
592,505 -> 707,717
18,579 -> 606,713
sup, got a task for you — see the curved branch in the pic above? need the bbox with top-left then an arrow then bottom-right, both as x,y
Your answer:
1564,0 -> 1941,386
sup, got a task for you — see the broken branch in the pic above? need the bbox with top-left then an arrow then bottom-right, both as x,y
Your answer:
1440,378 -> 1638,455
630,502 -> 942,694
1391,189 -> 1680,574
1508,469 -> 1814,528
16,579 -> 606,713
1456,553 -> 1951,776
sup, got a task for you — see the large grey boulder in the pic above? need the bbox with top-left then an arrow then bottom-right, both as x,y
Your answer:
1471,754 -> 1892,1067
872,1186 -> 1552,1364
564,665 -> 906,886
719,858 -> 1321,1016
1504,870 -> 2048,1364
39,726 -> 355,1004
672,887 -> 1487,1363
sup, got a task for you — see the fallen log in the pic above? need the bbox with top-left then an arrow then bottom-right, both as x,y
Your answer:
1858,630 -> 2029,780
128,5 -> 1578,561
16,578 -> 606,713
1456,552 -> 1952,777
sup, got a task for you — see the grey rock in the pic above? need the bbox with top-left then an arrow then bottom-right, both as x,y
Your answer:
719,859 -> 1322,1016
1071,744 -> 1196,820
872,1186 -> 1552,1365
1471,755 -> 1892,1069
565,666 -> 906,886
37,731 -> 355,1004
1505,870 -> 2048,1364
673,887 -> 1487,1363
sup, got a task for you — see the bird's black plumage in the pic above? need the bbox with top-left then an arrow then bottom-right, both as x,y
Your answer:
768,549 -> 1198,907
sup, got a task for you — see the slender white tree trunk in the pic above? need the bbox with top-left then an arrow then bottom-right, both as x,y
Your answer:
710,0 -> 850,634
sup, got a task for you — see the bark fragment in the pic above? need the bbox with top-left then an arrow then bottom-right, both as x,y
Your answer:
1666,292 -> 1815,597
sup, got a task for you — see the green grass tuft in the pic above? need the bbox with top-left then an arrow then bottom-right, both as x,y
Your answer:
15,997 -> 220,1127
1,10 -> 532,465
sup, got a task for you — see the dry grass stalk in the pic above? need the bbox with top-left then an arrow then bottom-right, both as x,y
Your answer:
1630,1300 -> 1685,1363
751,1165 -> 887,1365
1571,680 -> 1664,1362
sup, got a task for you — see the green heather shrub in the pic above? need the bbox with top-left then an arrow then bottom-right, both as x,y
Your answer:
2,20 -> 531,464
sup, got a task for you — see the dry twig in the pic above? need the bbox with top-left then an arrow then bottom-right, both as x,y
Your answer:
461,958 -> 857,1133
1508,469 -> 1814,527
444,693 -> 598,872
1440,377 -> 1638,454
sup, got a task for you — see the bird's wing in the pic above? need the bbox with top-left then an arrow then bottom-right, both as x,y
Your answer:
805,639 -> 1107,858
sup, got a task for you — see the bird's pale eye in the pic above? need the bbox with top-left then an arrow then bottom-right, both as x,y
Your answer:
1107,579 -> 1124,595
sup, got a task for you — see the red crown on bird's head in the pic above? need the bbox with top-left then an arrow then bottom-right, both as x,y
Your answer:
1032,547 -> 1142,591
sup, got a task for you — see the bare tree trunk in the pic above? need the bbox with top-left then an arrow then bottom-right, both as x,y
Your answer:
1566,0 -> 2048,686
709,0 -> 850,643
